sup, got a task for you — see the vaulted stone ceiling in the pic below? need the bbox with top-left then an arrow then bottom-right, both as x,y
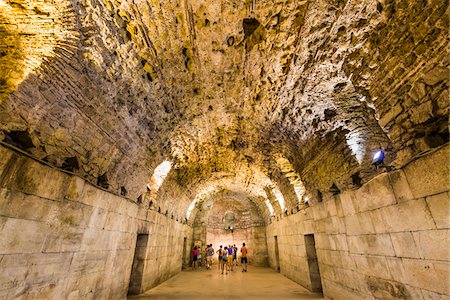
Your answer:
1,0 -> 448,223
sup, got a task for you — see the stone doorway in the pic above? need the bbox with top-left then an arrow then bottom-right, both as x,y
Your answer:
304,234 -> 322,292
274,236 -> 280,272
128,233 -> 149,295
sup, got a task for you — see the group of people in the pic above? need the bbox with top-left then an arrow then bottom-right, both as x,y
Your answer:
191,243 -> 248,275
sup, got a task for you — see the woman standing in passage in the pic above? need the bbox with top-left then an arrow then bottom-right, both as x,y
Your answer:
192,246 -> 199,270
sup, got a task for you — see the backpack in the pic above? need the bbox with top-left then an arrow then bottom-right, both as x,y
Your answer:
222,251 -> 228,261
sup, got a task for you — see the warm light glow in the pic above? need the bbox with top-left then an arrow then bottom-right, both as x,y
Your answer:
265,199 -> 275,215
346,132 -> 365,164
0,0 -> 77,104
153,161 -> 172,188
186,185 -> 217,220
272,187 -> 286,211
148,161 -> 172,197
275,155 -> 306,204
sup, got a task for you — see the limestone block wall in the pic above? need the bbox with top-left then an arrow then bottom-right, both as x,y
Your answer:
266,145 -> 449,299
0,145 -> 193,299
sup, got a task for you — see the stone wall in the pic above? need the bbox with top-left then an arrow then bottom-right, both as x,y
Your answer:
266,144 -> 449,299
0,145 -> 192,299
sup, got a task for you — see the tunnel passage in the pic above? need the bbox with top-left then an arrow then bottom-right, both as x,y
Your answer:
0,0 -> 449,299
192,190 -> 269,266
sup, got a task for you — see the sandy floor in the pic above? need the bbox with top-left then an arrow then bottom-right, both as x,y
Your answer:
128,266 -> 324,300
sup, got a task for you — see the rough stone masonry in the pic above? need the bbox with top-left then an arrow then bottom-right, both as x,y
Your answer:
0,0 -> 448,299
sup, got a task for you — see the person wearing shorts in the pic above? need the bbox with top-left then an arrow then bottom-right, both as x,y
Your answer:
221,246 -> 229,275
227,245 -> 233,271
216,245 -> 223,271
241,243 -> 248,272
206,244 -> 214,269
192,246 -> 199,270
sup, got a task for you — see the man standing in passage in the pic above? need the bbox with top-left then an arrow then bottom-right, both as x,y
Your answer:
241,242 -> 248,272
206,244 -> 214,269
221,246 -> 229,275
216,245 -> 223,271
233,244 -> 238,267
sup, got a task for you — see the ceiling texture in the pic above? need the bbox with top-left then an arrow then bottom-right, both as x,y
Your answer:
1,0 -> 448,223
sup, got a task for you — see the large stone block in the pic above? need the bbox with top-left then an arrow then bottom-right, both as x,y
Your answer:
0,189 -> 48,222
69,251 -> 109,274
353,173 -> 397,212
348,234 -> 395,257
87,206 -> 109,229
0,217 -> 47,254
377,199 -> 436,232
402,258 -> 450,294
3,158 -> 70,201
352,254 -> 392,280
390,232 -> 421,259
403,145 -> 449,198
328,234 -> 349,251
366,276 -> 424,300
413,229 -> 450,261
321,278 -> 369,300
41,227 -> 84,253
345,211 -> 377,235
426,192 -> 450,229
339,192 -> 357,215
65,176 -> 85,202
420,289 -> 449,300
324,199 -> 338,217
388,169 -> 414,203
370,209 -> 389,234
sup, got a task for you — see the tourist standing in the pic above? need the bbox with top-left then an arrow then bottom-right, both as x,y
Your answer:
192,246 -> 199,270
227,244 -> 234,271
206,244 -> 214,269
241,243 -> 248,272
233,244 -> 238,266
221,246 -> 229,275
216,245 -> 223,271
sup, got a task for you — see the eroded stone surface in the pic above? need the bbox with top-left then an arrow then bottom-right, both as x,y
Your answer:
0,0 -> 449,299
1,0 -> 448,219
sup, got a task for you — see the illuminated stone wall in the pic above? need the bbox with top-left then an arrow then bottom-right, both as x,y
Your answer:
0,145 -> 192,298
266,145 -> 449,298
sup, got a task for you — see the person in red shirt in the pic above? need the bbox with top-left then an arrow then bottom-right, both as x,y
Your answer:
241,243 -> 248,272
192,246 -> 199,270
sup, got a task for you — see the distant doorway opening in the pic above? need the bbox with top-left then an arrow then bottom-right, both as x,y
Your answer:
182,237 -> 187,269
128,233 -> 149,295
304,234 -> 322,292
274,236 -> 280,272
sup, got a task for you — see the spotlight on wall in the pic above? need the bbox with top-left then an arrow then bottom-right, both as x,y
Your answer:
304,196 -> 310,207
372,149 -> 385,167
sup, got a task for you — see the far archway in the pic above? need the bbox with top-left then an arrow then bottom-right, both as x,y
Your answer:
193,190 -> 268,267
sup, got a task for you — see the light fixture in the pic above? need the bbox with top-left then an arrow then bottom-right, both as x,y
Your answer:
304,196 -> 309,206
372,149 -> 385,166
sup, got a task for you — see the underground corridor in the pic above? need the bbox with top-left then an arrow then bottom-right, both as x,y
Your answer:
0,0 -> 449,299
